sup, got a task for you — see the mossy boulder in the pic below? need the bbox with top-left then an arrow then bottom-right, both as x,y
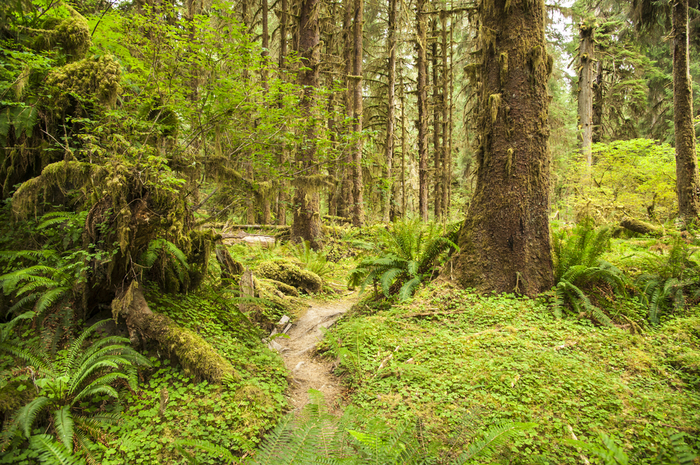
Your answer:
255,260 -> 322,294
0,380 -> 34,424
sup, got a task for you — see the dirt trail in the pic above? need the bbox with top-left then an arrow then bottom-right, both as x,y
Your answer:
275,294 -> 357,414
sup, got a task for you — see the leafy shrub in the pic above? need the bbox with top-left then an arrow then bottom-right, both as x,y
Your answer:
348,219 -> 458,301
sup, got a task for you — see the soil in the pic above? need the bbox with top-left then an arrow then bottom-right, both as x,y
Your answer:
274,294 -> 358,414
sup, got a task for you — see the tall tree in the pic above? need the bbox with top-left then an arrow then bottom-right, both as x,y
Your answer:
449,0 -> 554,296
277,0 -> 289,225
672,0 -> 700,221
416,0 -> 429,221
351,0 -> 365,226
382,0 -> 397,222
578,17 -> 595,167
290,0 -> 323,248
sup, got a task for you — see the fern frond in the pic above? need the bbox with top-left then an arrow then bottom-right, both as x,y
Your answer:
16,396 -> 51,438
398,277 -> 422,302
54,405 -> 75,451
64,320 -> 111,371
71,383 -> 120,405
0,342 -> 52,372
669,432 -> 698,465
380,268 -> 404,297
454,422 -> 536,464
29,434 -> 86,465
35,287 -> 70,316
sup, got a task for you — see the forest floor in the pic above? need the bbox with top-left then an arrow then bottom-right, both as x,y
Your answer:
276,294 -> 358,415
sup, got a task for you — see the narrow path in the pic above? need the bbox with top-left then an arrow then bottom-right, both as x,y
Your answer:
275,294 -> 357,414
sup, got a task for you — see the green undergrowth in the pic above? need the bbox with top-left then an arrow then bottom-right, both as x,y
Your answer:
321,284 -> 700,464
96,289 -> 288,464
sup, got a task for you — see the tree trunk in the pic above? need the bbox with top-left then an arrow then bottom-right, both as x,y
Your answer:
351,0 -> 364,227
339,0 -> 355,218
382,0 -> 397,223
578,19 -> 595,168
276,0 -> 289,226
416,0 -> 429,222
592,59 -> 604,143
448,0 -> 554,296
290,0 -> 322,249
400,69 -> 408,218
672,0 -> 700,221
441,9 -> 451,218
432,18 -> 443,220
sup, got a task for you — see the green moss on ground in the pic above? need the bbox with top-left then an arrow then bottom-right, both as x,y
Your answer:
323,283 -> 700,464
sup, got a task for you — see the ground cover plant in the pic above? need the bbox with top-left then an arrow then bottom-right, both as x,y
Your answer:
320,280 -> 700,464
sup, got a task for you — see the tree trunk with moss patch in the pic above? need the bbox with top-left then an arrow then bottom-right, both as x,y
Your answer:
448,0 -> 554,297
416,0 -> 429,222
351,0 -> 365,227
290,0 -> 323,249
578,19 -> 595,168
672,0 -> 700,222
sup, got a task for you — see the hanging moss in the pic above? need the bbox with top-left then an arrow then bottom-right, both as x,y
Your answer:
45,55 -> 121,112
32,6 -> 91,61
488,94 -> 502,124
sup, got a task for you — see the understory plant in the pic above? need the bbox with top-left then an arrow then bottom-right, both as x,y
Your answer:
634,237 -> 700,324
348,219 -> 458,301
175,390 -> 534,464
552,221 -> 626,325
0,319 -> 149,461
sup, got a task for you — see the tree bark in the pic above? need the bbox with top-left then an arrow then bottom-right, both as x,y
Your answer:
351,0 -> 365,227
578,19 -> 595,168
441,9 -> 451,218
382,0 -> 397,223
339,0 -> 355,218
290,0 -> 322,249
672,0 -> 700,221
416,0 -> 429,222
448,0 -> 554,296
432,18 -> 443,220
276,0 -> 289,226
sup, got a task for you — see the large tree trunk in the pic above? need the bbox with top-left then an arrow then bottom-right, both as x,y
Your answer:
672,0 -> 700,221
338,0 -> 355,219
382,0 -> 397,223
290,0 -> 322,249
416,0 -> 429,222
448,0 -> 554,296
350,0 -> 365,227
276,0 -> 289,226
578,19 -> 595,168
441,9 -> 451,217
432,18 -> 443,220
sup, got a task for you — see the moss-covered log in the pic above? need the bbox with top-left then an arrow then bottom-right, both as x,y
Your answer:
255,260 -> 322,294
112,282 -> 240,383
620,217 -> 663,237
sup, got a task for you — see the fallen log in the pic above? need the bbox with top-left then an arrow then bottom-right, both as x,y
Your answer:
620,217 -> 663,237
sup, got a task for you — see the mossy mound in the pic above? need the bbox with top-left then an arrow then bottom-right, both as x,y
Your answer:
256,260 -> 322,294
45,54 -> 121,111
34,6 -> 91,60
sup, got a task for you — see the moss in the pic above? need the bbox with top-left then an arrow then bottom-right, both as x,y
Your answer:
146,312 -> 241,383
33,6 -> 91,61
505,148 -> 514,176
255,260 -> 323,294
260,278 -> 300,297
488,93 -> 501,124
45,54 -> 121,112
499,52 -> 508,88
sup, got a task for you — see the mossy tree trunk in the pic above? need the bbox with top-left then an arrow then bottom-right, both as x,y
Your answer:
672,0 -> 700,222
441,9 -> 451,217
276,0 -> 289,226
416,0 -> 429,222
290,0 -> 323,249
382,0 -> 397,223
338,0 -> 355,219
432,17 -> 443,220
449,0 -> 554,296
350,0 -> 365,227
578,19 -> 595,168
